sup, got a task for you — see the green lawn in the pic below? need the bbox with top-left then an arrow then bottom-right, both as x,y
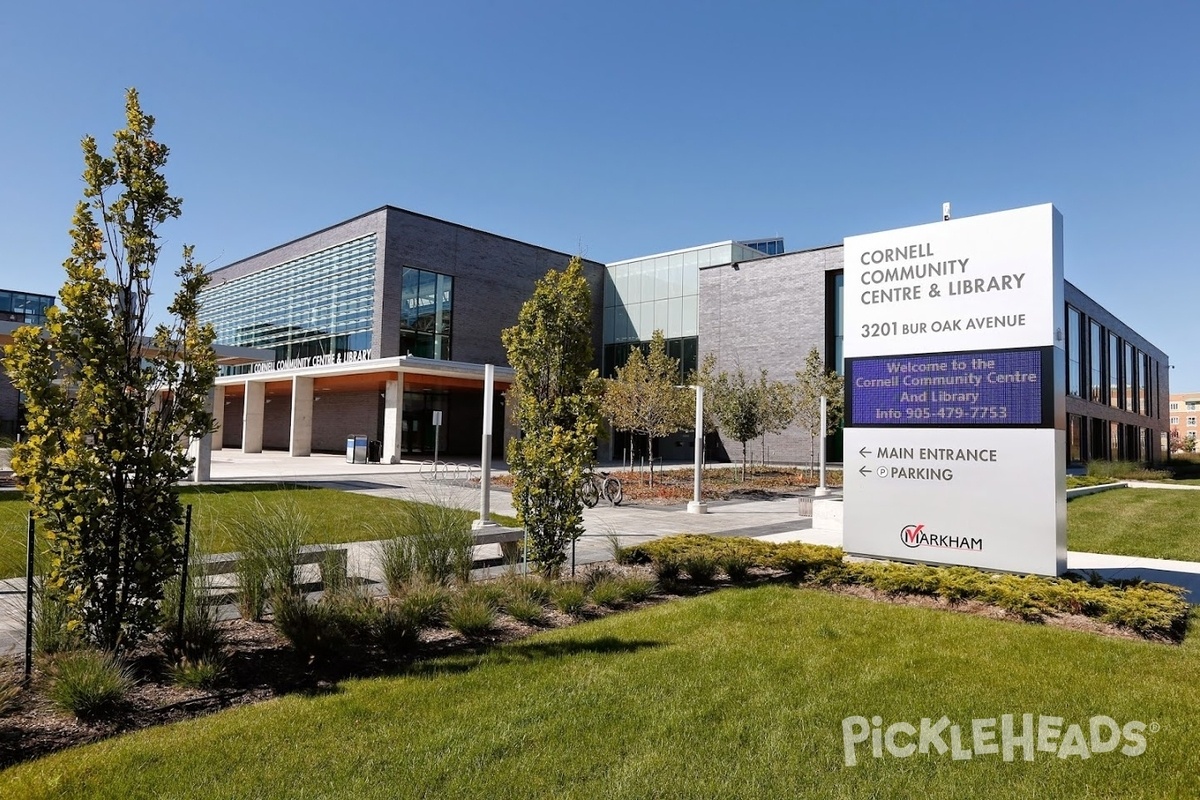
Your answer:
2,586 -> 1198,798
0,484 -> 517,579
1067,489 -> 1200,562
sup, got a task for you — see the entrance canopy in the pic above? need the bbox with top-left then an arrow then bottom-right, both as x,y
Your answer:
213,355 -> 515,462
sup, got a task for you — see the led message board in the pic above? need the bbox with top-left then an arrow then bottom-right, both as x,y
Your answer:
847,348 -> 1051,427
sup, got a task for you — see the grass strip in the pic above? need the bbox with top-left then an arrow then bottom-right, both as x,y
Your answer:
2,587 -> 1198,798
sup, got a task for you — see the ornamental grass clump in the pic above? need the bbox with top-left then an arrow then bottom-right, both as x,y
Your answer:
446,591 -> 496,638
617,575 -> 656,603
48,650 -> 133,720
0,667 -> 21,716
396,579 -> 451,629
588,576 -> 627,608
551,582 -> 588,616
168,658 -> 223,690
228,498 -> 308,620
160,538 -> 226,673
501,577 -> 550,625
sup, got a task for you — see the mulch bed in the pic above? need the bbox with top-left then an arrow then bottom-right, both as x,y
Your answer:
0,565 -> 669,771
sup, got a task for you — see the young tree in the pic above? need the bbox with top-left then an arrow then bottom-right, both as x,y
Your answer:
1169,427 -> 1184,453
5,89 -> 218,651
697,357 -> 767,482
755,371 -> 796,467
501,257 -> 604,575
794,347 -> 845,474
602,329 -> 691,485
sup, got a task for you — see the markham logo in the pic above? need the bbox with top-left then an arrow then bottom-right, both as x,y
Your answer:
900,523 -> 983,552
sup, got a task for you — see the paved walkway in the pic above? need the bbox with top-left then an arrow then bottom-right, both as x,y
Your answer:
3,453 -> 1199,656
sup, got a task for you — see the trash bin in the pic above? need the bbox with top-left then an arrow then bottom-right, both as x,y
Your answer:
346,435 -> 368,464
367,440 -> 382,463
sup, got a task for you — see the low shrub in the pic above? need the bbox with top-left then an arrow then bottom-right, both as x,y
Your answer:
397,580 -> 451,628
504,596 -> 546,625
625,534 -> 1186,639
446,593 -> 496,637
274,590 -> 420,660
617,576 -> 656,603
48,650 -> 133,720
551,582 -> 587,615
768,543 -> 845,581
168,658 -> 224,690
161,541 -> 226,665
588,577 -> 627,608
1085,459 -> 1170,482
273,593 -> 345,660
0,668 -> 21,716
681,554 -> 718,584
823,560 -> 1188,639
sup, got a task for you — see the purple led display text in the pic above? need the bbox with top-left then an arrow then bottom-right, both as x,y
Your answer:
849,349 -> 1044,426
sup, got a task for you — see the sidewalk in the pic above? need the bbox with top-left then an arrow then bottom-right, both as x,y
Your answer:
4,452 -> 1199,656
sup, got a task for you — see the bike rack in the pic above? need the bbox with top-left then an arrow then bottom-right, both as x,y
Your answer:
420,460 -> 480,487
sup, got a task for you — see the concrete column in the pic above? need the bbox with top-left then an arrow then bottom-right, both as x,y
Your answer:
382,372 -> 405,463
290,376 -> 314,457
243,380 -> 265,454
211,385 -> 225,451
190,387 -> 216,483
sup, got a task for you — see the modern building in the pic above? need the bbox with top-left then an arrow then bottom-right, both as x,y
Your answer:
608,215 -> 1170,467
1169,392 -> 1200,449
0,289 -> 56,437
197,203 -> 1169,469
199,206 -> 605,461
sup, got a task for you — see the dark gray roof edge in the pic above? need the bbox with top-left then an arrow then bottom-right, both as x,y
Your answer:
207,205 -> 603,276
1065,279 -> 1168,362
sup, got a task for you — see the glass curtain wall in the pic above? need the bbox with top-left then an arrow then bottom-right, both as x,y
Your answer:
201,234 -> 376,366
400,268 -> 453,359
602,242 -> 767,376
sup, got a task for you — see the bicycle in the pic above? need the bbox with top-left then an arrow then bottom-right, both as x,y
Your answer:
578,468 -> 623,508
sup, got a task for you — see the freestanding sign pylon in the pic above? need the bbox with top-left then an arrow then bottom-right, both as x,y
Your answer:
842,204 -> 1066,576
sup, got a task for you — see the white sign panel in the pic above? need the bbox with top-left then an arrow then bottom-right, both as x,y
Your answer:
843,203 -> 1062,358
843,428 -> 1066,574
842,205 -> 1066,576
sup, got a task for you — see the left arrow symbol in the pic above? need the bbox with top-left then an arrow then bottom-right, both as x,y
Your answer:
858,447 -> 870,458
858,466 -> 870,477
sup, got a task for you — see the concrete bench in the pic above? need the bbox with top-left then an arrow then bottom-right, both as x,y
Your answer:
471,527 -> 524,565
196,543 -> 348,589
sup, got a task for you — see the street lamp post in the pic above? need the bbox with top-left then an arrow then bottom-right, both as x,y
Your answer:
473,363 -> 498,530
687,384 -> 707,514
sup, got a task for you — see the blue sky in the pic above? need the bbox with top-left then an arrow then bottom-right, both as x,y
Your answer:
1,2 -> 1196,388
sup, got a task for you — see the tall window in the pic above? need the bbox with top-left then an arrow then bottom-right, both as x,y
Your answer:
1108,333 -> 1121,408
1089,321 -> 1103,403
1068,414 -> 1083,463
1138,353 -> 1148,417
1066,306 -> 1082,398
400,267 -> 453,359
1125,342 -> 1136,413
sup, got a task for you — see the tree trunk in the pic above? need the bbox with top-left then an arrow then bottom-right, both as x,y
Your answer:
648,433 -> 654,488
